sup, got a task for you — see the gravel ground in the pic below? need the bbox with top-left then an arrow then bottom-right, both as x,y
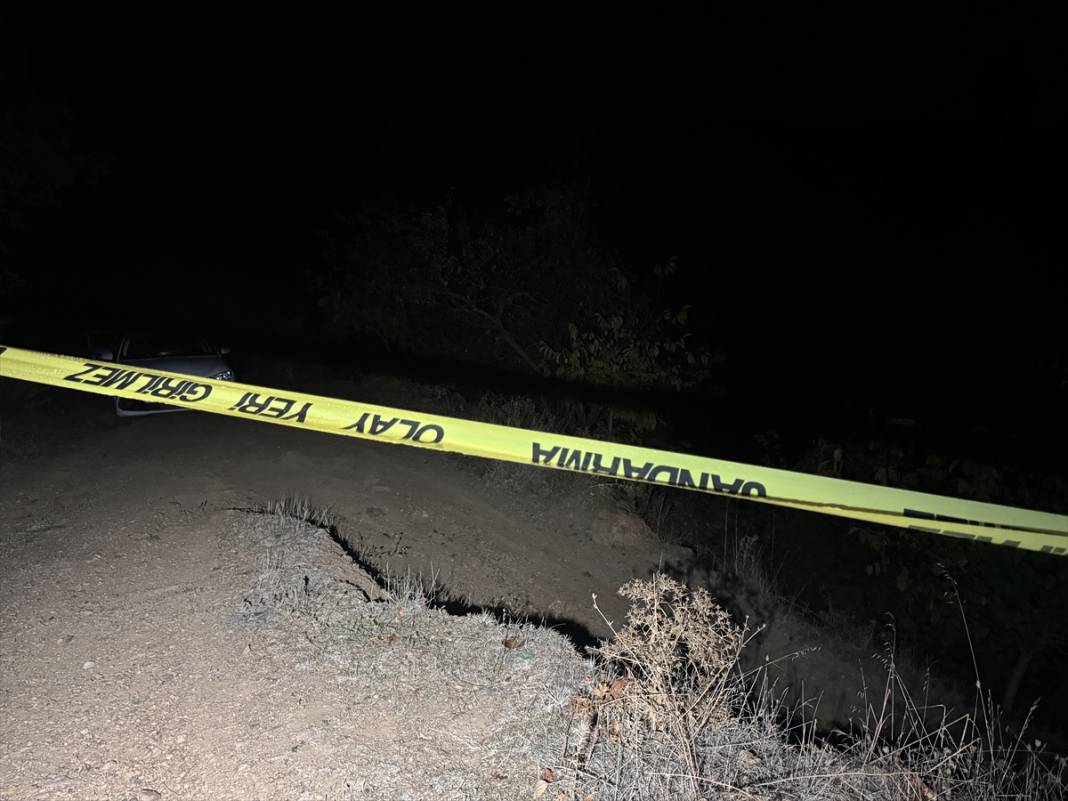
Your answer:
0,502 -> 591,800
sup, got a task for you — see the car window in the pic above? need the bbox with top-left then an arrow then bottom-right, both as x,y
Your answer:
121,337 -> 218,359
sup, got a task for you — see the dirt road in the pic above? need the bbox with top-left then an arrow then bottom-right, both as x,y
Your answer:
0,382 -> 690,799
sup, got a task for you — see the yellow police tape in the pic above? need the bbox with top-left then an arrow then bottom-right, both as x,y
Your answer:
2,345 -> 1066,555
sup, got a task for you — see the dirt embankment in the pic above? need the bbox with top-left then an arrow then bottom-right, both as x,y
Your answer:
0,383 -> 690,798
0,375 -> 1000,799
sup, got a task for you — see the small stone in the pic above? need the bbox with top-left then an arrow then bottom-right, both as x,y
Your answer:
738,748 -> 761,770
82,661 -> 95,670
137,789 -> 162,801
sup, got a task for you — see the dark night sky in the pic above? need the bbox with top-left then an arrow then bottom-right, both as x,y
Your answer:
3,12 -> 1065,461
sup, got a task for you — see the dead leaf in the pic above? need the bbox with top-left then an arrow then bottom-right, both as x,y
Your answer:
532,779 -> 549,799
572,694 -> 595,719
542,767 -> 555,782
608,676 -> 634,699
908,771 -> 937,801
503,637 -> 525,650
606,718 -> 622,741
736,748 -> 761,771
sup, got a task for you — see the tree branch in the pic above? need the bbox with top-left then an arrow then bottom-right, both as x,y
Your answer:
437,288 -> 543,374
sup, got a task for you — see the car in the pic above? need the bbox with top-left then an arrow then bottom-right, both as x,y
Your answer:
91,334 -> 237,417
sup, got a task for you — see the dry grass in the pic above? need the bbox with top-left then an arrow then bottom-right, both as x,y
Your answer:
235,498 -> 593,799
588,574 -> 744,799
537,575 -> 1063,801
238,500 -> 1065,800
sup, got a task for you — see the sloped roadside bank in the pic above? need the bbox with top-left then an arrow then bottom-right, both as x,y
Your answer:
2,494 -> 1062,800
0,500 -> 589,800
2,373 -> 1064,799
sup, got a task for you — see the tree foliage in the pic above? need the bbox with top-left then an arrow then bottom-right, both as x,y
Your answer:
0,49 -> 111,328
315,182 -> 717,435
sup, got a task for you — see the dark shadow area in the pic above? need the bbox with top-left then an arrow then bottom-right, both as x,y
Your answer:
237,503 -> 603,656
